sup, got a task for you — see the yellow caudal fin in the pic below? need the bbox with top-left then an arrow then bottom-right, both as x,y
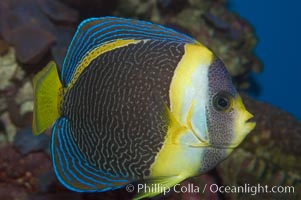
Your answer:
32,61 -> 63,135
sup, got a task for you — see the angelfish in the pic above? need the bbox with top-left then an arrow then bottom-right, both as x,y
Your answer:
32,17 -> 255,199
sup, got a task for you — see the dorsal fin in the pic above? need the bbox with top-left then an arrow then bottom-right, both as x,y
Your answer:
61,17 -> 196,86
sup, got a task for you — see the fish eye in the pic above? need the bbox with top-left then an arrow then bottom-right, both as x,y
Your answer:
212,91 -> 233,112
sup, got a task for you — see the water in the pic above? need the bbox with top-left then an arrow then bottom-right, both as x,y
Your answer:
227,0 -> 301,120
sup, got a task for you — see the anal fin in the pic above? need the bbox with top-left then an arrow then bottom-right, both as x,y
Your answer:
51,117 -> 129,192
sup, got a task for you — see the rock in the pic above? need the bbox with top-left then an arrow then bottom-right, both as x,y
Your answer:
0,0 -> 78,66
0,48 -> 19,92
0,144 -> 52,196
28,192 -> 84,200
0,184 -> 27,200
0,119 -> 8,146
60,0 -> 118,18
13,127 -> 50,155
0,112 -> 17,145
0,39 -> 9,55
37,0 -> 79,24
202,12 -> 230,31
10,25 -> 56,64
50,26 -> 74,70
157,0 -> 188,13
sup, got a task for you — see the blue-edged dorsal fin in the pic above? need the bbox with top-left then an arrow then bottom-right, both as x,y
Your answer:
61,16 -> 196,86
51,117 -> 130,192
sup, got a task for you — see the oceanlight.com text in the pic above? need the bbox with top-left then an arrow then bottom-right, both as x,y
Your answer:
209,183 -> 295,196
126,183 -> 295,196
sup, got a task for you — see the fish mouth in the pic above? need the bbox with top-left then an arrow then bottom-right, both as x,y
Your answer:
244,114 -> 256,132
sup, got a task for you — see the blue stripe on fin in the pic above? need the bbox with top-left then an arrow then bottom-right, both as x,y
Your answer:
51,117 -> 130,192
61,16 -> 196,86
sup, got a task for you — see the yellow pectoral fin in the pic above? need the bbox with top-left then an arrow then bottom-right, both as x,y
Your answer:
150,103 -> 204,184
133,175 -> 185,200
161,102 -> 187,143
32,61 -> 63,135
188,142 -> 210,148
164,103 -> 210,148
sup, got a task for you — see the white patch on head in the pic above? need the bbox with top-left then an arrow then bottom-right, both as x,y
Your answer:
190,66 -> 209,141
169,44 -> 212,144
181,88 -> 194,121
178,63 -> 209,142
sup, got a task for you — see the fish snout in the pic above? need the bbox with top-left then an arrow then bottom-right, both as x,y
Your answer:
244,111 -> 256,132
229,108 -> 256,149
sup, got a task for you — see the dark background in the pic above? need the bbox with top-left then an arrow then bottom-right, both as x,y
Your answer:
228,0 -> 301,120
